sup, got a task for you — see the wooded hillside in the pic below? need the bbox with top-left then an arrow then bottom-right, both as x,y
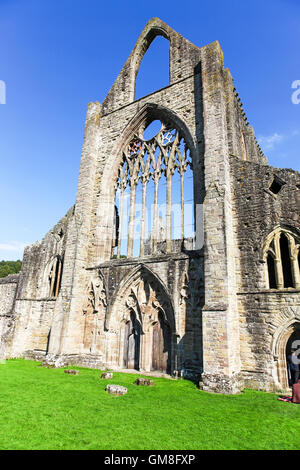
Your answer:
0,260 -> 22,278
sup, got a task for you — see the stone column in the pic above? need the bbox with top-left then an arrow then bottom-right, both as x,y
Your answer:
166,171 -> 173,253
289,235 -> 300,289
199,42 -> 241,394
139,178 -> 148,257
274,233 -> 284,289
48,102 -> 102,358
152,173 -> 160,254
127,182 -> 137,258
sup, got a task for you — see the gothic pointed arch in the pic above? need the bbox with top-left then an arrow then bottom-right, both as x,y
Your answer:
271,310 -> 300,389
101,18 -> 201,114
112,103 -> 197,166
95,103 -> 198,263
261,226 -> 300,290
105,263 -> 175,332
105,264 -> 175,374
103,19 -> 170,110
133,29 -> 170,100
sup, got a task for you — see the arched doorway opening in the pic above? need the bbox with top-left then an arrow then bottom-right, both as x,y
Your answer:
107,266 -> 176,374
273,321 -> 300,390
123,311 -> 141,370
286,328 -> 300,386
152,312 -> 171,374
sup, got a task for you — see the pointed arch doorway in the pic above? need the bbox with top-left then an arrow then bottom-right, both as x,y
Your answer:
286,327 -> 300,386
108,266 -> 175,374
120,290 -> 173,374
274,321 -> 300,389
123,311 -> 141,370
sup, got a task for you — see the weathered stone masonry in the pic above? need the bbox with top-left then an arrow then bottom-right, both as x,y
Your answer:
0,18 -> 299,393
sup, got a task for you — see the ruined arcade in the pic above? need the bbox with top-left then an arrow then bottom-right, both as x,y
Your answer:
0,18 -> 299,394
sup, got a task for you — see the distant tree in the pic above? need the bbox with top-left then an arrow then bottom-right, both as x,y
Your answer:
0,260 -> 22,278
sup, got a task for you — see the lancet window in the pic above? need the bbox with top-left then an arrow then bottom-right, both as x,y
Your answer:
49,255 -> 63,298
112,121 -> 194,258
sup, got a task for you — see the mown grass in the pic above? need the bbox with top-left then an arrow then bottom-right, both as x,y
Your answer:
0,359 -> 299,450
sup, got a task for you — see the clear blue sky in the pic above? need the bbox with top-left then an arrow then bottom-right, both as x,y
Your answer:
0,0 -> 299,260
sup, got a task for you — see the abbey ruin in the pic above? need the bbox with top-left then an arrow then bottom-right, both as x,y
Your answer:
0,18 -> 299,394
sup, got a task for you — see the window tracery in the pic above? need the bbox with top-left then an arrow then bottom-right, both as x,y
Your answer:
112,121 -> 194,258
264,229 -> 300,289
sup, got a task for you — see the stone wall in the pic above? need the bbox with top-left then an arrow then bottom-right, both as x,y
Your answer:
0,274 -> 18,315
7,299 -> 56,358
3,206 -> 75,358
16,206 -> 75,300
230,157 -> 300,391
0,274 -> 19,359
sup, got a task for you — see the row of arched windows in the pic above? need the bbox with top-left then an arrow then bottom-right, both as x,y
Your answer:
47,229 -> 299,295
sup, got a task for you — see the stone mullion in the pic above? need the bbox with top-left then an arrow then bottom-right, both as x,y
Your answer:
166,171 -> 173,252
180,146 -> 187,241
139,148 -> 151,258
288,236 -> 300,289
274,233 -> 284,289
152,176 -> 159,254
127,179 -> 137,258
176,144 -> 185,242
165,134 -> 179,253
151,142 -> 162,254
180,170 -> 185,241
140,178 -> 147,257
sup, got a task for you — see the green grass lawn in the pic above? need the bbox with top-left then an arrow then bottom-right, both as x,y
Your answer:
0,359 -> 299,450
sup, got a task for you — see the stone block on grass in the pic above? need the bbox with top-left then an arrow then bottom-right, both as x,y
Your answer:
64,369 -> 79,375
135,378 -> 154,386
101,372 -> 113,379
106,384 -> 127,396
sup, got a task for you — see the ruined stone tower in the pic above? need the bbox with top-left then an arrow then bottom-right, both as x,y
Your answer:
1,18 -> 299,394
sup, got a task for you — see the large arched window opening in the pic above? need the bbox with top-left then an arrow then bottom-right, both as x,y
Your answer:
263,228 -> 300,290
112,120 -> 194,259
134,35 -> 170,100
